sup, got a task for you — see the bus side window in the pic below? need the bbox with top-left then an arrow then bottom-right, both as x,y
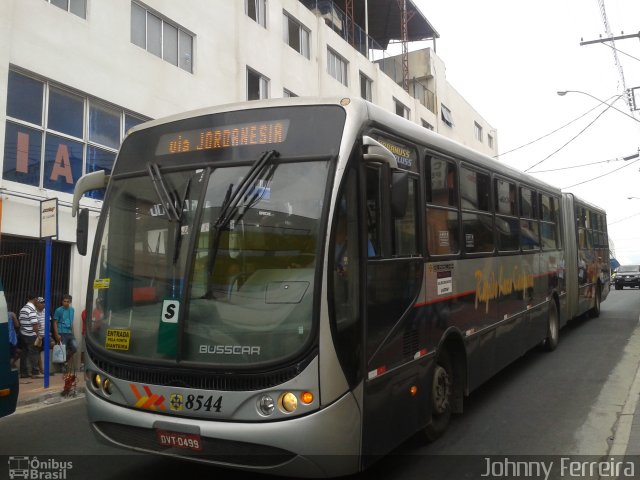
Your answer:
426,157 -> 459,256
393,176 -> 419,256
365,167 -> 382,257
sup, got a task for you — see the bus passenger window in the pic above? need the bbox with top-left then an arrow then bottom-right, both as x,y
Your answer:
496,216 -> 519,251
427,158 -> 457,207
462,213 -> 494,253
520,219 -> 540,250
393,177 -> 419,256
460,167 -> 491,212
426,208 -> 459,255
520,187 -> 537,219
496,179 -> 517,215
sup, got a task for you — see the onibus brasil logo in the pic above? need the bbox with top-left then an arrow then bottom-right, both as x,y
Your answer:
8,456 -> 73,479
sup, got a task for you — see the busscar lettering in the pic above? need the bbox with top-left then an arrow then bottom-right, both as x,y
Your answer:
199,345 -> 261,355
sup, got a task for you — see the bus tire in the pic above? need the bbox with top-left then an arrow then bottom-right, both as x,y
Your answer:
589,286 -> 601,318
543,301 -> 559,352
424,349 -> 453,441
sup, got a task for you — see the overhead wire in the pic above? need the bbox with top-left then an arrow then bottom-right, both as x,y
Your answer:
524,95 -> 625,172
562,156 -> 640,189
494,95 -> 619,159
528,157 -> 625,173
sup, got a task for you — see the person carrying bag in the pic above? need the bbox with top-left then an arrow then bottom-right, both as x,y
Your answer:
52,341 -> 66,364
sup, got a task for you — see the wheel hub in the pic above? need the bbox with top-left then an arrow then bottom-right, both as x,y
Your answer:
432,365 -> 451,415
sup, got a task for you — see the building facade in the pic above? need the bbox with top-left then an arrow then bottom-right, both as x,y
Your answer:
0,0 -> 497,336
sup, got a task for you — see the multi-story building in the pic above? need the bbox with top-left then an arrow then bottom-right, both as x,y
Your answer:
0,0 -> 497,327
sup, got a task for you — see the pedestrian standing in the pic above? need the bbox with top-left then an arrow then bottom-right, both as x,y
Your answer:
7,311 -> 19,369
34,297 -> 52,375
53,294 -> 77,365
18,294 -> 42,379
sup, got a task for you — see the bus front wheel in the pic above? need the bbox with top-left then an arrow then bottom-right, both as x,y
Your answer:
424,349 -> 453,441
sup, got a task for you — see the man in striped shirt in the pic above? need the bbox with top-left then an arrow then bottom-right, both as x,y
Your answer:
19,294 -> 42,379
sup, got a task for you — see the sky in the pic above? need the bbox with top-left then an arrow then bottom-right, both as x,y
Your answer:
412,0 -> 640,265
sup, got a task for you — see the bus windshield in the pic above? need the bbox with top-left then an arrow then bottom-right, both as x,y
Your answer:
87,159 -> 330,367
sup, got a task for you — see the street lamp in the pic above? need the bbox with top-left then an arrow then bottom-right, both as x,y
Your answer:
628,196 -> 640,200
557,90 -> 640,123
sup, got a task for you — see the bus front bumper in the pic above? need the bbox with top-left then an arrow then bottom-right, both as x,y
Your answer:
86,387 -> 361,478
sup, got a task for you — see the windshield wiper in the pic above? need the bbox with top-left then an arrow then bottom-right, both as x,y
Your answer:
172,175 -> 195,264
213,149 -> 279,230
204,150 -> 279,297
147,162 -> 181,222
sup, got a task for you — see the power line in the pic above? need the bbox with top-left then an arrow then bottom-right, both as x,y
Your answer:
529,157 -> 625,173
609,211 -> 640,225
600,41 -> 640,64
524,96 -> 624,172
495,95 -> 620,159
562,156 -> 640,188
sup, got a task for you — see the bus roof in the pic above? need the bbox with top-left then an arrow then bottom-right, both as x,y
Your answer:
126,97 -> 564,196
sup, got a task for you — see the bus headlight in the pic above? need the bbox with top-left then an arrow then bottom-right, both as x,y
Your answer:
92,373 -> 102,390
102,378 -> 113,395
258,395 -> 275,416
280,392 -> 298,413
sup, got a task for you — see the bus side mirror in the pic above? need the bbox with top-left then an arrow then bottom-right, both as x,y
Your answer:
77,208 -> 89,256
391,171 -> 408,218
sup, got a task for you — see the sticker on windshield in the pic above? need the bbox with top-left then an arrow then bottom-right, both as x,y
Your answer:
93,278 -> 111,289
161,300 -> 180,323
105,328 -> 131,351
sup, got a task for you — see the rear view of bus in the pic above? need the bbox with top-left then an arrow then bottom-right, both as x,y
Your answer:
0,279 -> 19,417
75,99 -> 369,477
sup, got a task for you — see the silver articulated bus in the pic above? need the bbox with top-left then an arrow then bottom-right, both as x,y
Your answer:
72,97 -> 609,477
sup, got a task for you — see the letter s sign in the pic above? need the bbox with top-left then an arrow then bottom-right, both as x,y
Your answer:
161,299 -> 180,324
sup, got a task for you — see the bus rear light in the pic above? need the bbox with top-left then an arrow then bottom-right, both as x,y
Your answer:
410,386 -> 418,397
300,391 -> 314,404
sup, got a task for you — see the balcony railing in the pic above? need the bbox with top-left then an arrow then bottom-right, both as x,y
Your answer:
300,0 -> 436,114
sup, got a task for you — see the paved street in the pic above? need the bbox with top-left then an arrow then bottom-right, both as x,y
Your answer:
1,290 -> 639,480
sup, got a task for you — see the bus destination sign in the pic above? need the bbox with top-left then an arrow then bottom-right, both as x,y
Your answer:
156,119 -> 290,155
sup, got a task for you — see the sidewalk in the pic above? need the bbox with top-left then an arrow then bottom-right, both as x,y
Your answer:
17,367 -> 86,407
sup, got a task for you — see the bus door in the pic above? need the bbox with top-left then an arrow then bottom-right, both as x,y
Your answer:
359,137 -> 424,461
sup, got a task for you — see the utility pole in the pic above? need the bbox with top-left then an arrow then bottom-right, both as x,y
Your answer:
580,31 -> 640,111
580,32 -> 640,46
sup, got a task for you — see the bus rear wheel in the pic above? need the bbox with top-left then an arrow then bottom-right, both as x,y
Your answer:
424,350 -> 452,441
542,301 -> 559,352
589,286 -> 601,318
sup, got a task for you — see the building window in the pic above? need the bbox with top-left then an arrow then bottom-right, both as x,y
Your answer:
474,122 -> 483,142
394,99 -> 410,119
441,104 -> 453,127
247,68 -> 269,100
3,70 -> 146,197
46,0 -> 86,19
131,2 -> 194,73
283,89 -> 298,97
283,12 -> 310,59
422,120 -> 434,131
360,72 -> 372,101
246,0 -> 267,28
327,48 -> 348,86
488,134 -> 494,149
